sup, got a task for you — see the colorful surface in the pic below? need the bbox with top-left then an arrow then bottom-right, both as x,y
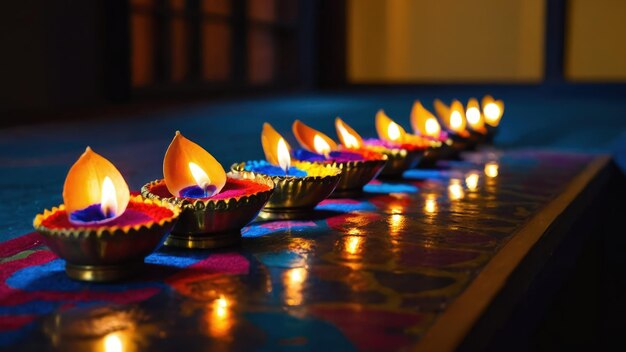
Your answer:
0,150 -> 594,351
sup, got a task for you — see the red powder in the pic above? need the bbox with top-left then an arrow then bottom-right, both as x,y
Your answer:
149,178 -> 271,201
41,201 -> 175,230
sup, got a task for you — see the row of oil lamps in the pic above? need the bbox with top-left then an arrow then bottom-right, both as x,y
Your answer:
33,96 -> 504,282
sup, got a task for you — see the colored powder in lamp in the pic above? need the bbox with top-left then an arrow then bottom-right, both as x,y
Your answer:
46,201 -> 173,229
244,160 -> 307,177
179,184 -> 218,198
363,138 -> 422,151
294,149 -> 364,162
69,204 -> 116,223
149,178 -> 271,200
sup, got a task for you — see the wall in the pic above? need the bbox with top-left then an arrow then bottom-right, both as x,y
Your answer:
347,0 -> 546,83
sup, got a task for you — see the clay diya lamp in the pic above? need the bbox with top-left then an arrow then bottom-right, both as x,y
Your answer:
433,98 -> 476,150
361,110 -> 428,178
465,97 -> 489,145
33,147 -> 180,282
141,132 -> 275,249
482,95 -> 505,144
291,120 -> 386,197
230,123 -> 342,220
410,100 -> 457,166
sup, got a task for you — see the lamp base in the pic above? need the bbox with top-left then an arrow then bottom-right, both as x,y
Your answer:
65,262 -> 143,282
165,231 -> 242,249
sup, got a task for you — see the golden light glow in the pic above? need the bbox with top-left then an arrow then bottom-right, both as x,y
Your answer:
284,267 -> 307,306
424,195 -> 438,214
376,109 -> 407,144
345,236 -> 362,255
410,100 -> 441,138
484,162 -> 499,178
63,147 -> 130,224
208,295 -> 233,339
335,117 -> 363,149
104,333 -> 123,352
164,131 -> 226,197
292,120 -> 338,155
448,179 -> 465,200
482,95 -> 504,127
262,123 -> 293,172
450,111 -> 463,130
465,172 -> 480,191
466,98 -> 486,133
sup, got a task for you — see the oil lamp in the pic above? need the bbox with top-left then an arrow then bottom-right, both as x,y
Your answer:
231,123 -> 341,219
481,95 -> 505,143
433,99 -> 477,150
33,147 -> 180,282
291,119 -> 387,197
365,110 -> 428,177
142,132 -> 275,249
410,100 -> 456,166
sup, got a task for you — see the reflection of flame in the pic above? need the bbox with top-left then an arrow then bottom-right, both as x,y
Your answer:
345,236 -> 362,255
448,180 -> 465,200
284,267 -> 307,306
425,118 -> 441,137
188,162 -> 212,192
465,172 -> 479,191
100,176 -> 118,218
336,121 -> 361,149
104,333 -> 123,352
484,162 -> 499,178
277,138 -> 291,173
313,135 -> 331,155
424,195 -> 437,214
208,295 -> 233,339
387,122 -> 401,142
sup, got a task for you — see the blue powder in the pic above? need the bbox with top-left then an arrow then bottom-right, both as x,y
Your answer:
179,184 -> 217,198
244,160 -> 307,177
294,149 -> 326,162
69,204 -> 112,223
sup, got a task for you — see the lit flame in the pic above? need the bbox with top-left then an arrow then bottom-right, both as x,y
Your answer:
262,123 -> 293,173
188,161 -> 212,191
466,98 -> 486,133
100,176 -> 118,218
465,172 -> 479,191
335,117 -> 363,149
448,179 -> 465,200
63,147 -> 130,224
277,138 -> 291,173
164,131 -> 226,198
450,111 -> 463,130
292,120 -> 337,156
410,100 -> 441,138
104,333 -> 123,352
376,110 -> 407,143
313,135 -> 332,155
484,162 -> 499,178
482,95 -> 504,126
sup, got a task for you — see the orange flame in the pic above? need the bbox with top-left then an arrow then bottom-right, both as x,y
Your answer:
482,95 -> 504,127
335,117 -> 363,149
63,147 -> 130,224
262,123 -> 292,173
410,100 -> 441,138
292,120 -> 338,156
163,131 -> 226,198
376,110 -> 407,144
466,98 -> 486,133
